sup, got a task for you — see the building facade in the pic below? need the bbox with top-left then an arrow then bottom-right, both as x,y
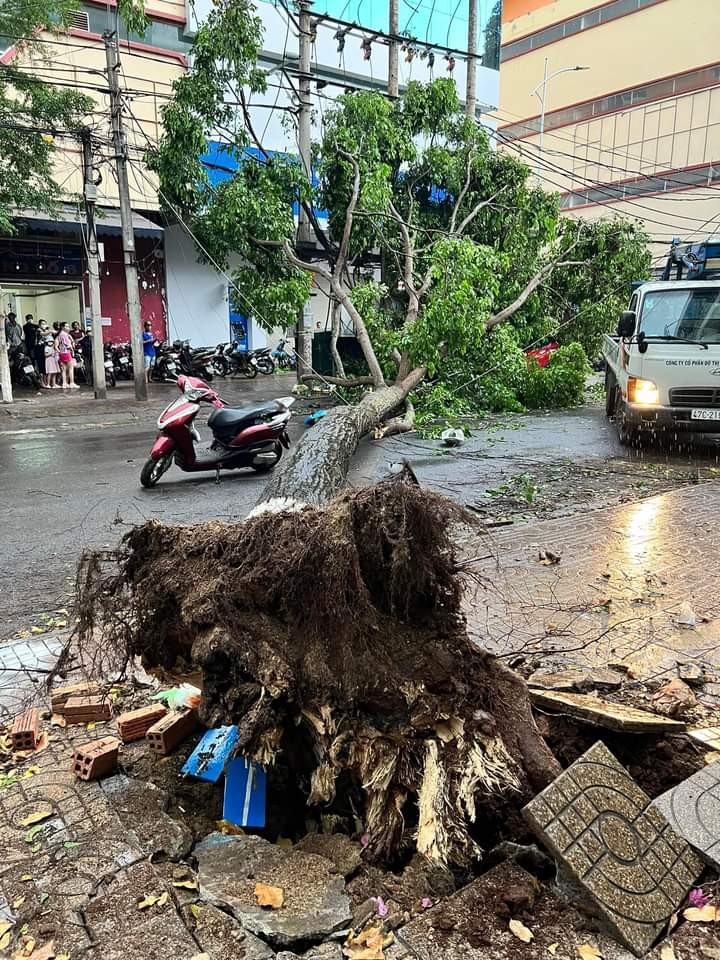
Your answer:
497,0 -> 720,260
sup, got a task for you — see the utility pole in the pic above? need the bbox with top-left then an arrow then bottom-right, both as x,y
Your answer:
0,316 -> 12,404
465,0 -> 478,118
388,0 -> 399,99
104,29 -> 147,401
81,132 -> 107,400
295,0 -> 314,380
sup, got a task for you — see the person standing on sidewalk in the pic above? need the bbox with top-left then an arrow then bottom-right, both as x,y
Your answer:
143,321 -> 156,383
56,322 -> 78,389
23,314 -> 38,356
5,313 -> 23,350
43,323 -> 60,388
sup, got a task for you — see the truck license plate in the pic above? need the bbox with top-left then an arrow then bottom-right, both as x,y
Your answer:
691,408 -> 720,421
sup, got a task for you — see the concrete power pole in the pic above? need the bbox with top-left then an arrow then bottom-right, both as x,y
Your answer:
81,132 -> 107,400
465,0 -> 478,118
104,30 -> 147,401
295,0 -> 314,380
388,0 -> 399,99
0,318 -> 12,404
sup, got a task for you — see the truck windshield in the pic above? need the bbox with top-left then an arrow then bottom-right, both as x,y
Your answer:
640,289 -> 720,343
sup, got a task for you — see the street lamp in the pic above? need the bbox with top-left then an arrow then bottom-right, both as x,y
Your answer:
532,59 -> 590,157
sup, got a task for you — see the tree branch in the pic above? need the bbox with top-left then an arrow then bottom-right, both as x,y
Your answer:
449,148 -> 475,235
301,374 -> 375,387
336,149 -> 361,275
486,260 -> 589,331
455,186 -> 507,237
283,239 -> 333,283
329,299 -> 346,379
388,199 -> 418,299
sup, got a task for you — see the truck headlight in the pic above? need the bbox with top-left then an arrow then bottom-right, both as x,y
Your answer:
628,377 -> 659,405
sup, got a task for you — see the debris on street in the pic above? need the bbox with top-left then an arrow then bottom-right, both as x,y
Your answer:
529,690 -> 688,733
116,703 -> 168,742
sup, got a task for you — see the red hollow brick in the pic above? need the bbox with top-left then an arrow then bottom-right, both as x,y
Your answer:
51,681 -> 101,714
116,704 -> 168,743
71,737 -> 120,781
63,696 -> 112,724
146,709 -> 198,756
11,709 -> 40,752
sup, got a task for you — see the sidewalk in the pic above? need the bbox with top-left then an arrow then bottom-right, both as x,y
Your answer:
468,481 -> 720,683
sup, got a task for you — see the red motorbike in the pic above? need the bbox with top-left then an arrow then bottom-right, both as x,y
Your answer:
140,375 -> 294,488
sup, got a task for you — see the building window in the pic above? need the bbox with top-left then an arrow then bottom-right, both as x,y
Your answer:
560,162 -> 717,208
501,0 -> 668,62
81,3 -> 192,54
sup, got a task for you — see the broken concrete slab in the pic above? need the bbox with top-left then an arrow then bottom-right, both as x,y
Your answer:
653,759 -> 720,869
529,689 -> 686,732
295,834 -> 362,878
101,775 -> 193,860
195,832 -> 352,947
277,945 -> 343,960
528,668 -> 624,693
384,862 -> 634,960
523,741 -> 703,956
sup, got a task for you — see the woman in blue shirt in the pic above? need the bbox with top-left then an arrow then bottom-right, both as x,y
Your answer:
143,321 -> 156,383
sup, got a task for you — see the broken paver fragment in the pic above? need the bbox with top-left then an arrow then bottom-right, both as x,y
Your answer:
653,759 -> 720,869
522,741 -> 703,956
295,834 -> 362,878
529,689 -> 686,732
195,832 -> 352,946
71,737 -> 120,781
116,703 -> 167,743
101,774 -> 193,860
11,708 -> 40,751
688,726 -> 720,752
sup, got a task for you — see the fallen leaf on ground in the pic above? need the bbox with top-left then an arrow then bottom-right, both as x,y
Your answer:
660,945 -> 677,960
509,919 -> 533,943
0,921 -> 13,937
254,883 -> 284,909
85,723 -> 96,732
33,732 -> 49,755
684,904 -> 720,922
19,875 -> 32,883
214,820 -> 245,836
56,955 -> 70,960
30,627 -> 44,635
23,767 -> 40,780
137,894 -> 161,910
189,954 -> 210,960
50,715 -> 66,729
157,892 -> 169,907
343,926 -> 387,960
548,945 -> 558,956
19,809 -> 52,828
22,936 -> 37,955
12,896 -> 25,909
24,825 -> 43,843
189,904 -> 202,919
63,842 -> 80,850
577,946 -> 603,960
0,932 -> 10,952
701,947 -> 720,958
171,879 -> 198,890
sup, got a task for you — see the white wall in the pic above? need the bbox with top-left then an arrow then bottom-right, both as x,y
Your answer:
164,225 -> 231,345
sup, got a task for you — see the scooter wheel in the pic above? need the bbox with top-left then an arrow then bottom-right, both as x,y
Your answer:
243,364 -> 258,380
251,443 -> 282,473
140,455 -> 172,488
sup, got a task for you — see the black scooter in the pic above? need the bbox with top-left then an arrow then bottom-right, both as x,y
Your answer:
9,347 -> 41,391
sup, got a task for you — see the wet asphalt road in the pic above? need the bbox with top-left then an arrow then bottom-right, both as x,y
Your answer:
2,387 -> 720,640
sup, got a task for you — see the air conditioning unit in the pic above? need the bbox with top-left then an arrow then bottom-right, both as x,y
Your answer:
68,9 -> 90,31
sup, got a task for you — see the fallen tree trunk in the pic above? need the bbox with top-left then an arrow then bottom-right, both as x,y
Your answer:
76,471 -> 560,868
255,369 -> 426,510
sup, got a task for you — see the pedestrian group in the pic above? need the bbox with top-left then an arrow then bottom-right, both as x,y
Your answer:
4,312 -> 88,389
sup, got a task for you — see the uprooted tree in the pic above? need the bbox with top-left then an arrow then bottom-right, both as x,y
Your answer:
76,2 -> 647,867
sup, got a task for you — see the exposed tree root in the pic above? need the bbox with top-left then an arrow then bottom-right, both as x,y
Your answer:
75,472 -> 559,867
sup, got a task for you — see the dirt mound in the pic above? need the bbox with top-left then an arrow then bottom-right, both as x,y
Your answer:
76,472 -> 559,867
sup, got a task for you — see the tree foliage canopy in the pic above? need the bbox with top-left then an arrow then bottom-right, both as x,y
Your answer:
151,3 -> 651,414
0,0 -> 145,234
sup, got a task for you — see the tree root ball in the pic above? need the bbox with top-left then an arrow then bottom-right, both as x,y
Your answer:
76,472 -> 559,867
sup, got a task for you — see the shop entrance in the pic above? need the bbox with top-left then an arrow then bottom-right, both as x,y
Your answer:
1,282 -> 85,329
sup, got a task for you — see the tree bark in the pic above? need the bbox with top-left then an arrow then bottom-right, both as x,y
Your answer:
329,299 -> 346,379
255,368 -> 426,511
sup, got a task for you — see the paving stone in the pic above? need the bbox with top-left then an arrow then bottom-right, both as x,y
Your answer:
653,759 -> 720,868
523,741 -> 703,956
688,726 -> 720,751
278,944 -> 343,960
0,635 -> 64,720
529,689 -> 686,732
101,774 -> 193,860
195,832 -> 352,947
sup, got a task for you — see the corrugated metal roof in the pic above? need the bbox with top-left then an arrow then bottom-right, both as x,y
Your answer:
12,204 -> 163,238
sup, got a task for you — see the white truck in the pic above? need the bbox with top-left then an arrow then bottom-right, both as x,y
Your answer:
603,238 -> 720,444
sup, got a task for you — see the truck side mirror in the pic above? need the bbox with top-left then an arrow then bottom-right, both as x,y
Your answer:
617,311 -> 636,338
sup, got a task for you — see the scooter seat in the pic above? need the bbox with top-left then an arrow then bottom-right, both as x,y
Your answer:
208,401 -> 284,440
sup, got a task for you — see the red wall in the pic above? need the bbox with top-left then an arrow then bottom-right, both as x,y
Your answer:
85,235 -> 167,343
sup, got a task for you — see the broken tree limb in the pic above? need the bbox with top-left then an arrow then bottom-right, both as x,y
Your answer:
374,399 -> 415,439
486,260 -> 589,330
